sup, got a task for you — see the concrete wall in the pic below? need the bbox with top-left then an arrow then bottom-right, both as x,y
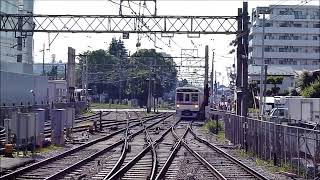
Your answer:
0,0 -> 34,74
0,71 -> 48,105
48,80 -> 67,103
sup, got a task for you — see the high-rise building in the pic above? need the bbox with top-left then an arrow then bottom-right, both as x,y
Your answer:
249,5 -> 320,70
0,0 -> 48,104
0,0 -> 34,74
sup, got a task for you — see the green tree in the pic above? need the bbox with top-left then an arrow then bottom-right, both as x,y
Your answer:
266,76 -> 283,96
47,65 -> 58,80
297,71 -> 314,90
301,79 -> 320,98
290,89 -> 300,96
108,38 -> 128,59
77,49 -> 119,98
178,79 -> 189,87
128,49 -> 177,106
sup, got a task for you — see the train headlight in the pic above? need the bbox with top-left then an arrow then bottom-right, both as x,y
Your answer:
195,105 -> 199,108
176,104 -> 180,108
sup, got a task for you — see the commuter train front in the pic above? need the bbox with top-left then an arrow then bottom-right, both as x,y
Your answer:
175,87 -> 203,118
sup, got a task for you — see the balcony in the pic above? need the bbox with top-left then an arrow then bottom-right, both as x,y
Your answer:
251,27 -> 320,34
250,39 -> 320,47
251,51 -> 320,59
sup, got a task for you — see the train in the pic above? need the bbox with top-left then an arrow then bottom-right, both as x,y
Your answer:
175,86 -> 204,119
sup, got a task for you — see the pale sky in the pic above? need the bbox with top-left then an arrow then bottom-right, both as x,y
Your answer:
31,0 -> 319,85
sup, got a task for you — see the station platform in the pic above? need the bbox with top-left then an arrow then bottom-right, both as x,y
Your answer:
0,157 -> 35,172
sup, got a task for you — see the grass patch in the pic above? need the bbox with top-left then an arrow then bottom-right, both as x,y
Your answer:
36,145 -> 61,153
235,149 -> 295,174
81,110 -> 95,116
203,119 -> 223,134
202,120 -> 226,143
90,103 -> 130,109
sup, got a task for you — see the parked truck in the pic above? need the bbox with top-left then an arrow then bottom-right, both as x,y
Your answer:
269,97 -> 320,126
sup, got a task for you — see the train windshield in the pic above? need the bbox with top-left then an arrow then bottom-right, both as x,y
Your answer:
191,93 -> 198,102
185,94 -> 190,101
177,93 -> 183,101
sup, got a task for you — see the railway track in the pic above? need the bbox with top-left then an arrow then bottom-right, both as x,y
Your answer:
0,112 -> 172,180
184,127 -> 268,180
1,115 -> 271,180
155,121 -> 268,180
107,112 -> 180,180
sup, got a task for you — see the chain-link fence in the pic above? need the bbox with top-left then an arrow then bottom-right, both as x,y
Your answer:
215,111 -> 320,179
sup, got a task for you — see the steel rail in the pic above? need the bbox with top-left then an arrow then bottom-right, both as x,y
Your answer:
45,113 -> 172,180
154,125 -> 189,180
107,116 -> 181,180
189,128 -> 269,180
136,112 -> 157,180
103,112 -> 131,179
0,112 -> 171,180
181,131 -> 227,180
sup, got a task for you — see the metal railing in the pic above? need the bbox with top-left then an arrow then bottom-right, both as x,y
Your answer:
212,110 -> 320,179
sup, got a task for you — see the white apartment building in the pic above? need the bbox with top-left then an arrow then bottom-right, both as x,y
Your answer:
249,5 -> 320,71
0,0 -> 34,74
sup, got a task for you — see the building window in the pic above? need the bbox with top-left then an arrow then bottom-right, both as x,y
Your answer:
314,24 -> 320,28
265,23 -> 273,27
293,36 -> 301,40
279,11 -> 287,15
264,46 -> 273,52
313,36 -> 318,40
293,24 -> 302,27
279,22 -> 289,27
292,48 -> 299,52
17,55 -> 22,62
300,60 -> 308,65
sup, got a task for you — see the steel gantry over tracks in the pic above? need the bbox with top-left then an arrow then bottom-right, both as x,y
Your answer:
0,2 -> 249,117
0,14 -> 238,35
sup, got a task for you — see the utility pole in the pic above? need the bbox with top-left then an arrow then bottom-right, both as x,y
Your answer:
41,43 -> 45,75
153,55 -> 157,113
258,8 -> 269,118
85,55 -> 88,104
204,45 -> 209,107
214,70 -> 217,105
242,1 -> 249,118
211,50 -> 215,107
67,47 -> 76,102
236,8 -> 243,116
17,7 -> 23,64
147,61 -> 152,113
118,53 -> 122,103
